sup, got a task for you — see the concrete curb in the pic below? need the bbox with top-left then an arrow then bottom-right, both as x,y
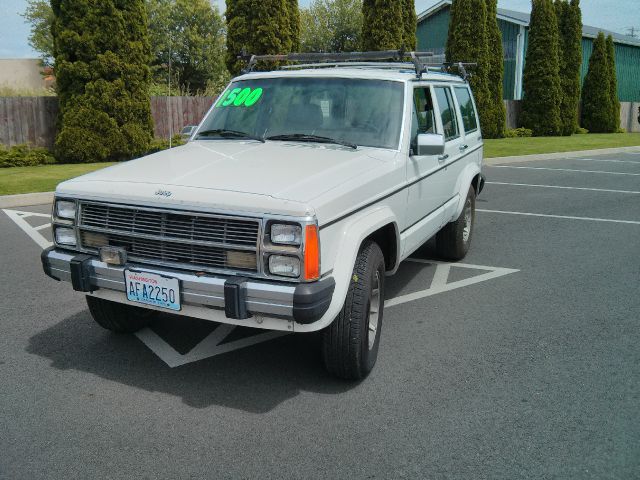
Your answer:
1,145 -> 639,208
484,145 -> 640,165
0,192 -> 54,209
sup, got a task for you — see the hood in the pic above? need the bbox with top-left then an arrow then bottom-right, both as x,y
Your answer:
57,140 -> 401,222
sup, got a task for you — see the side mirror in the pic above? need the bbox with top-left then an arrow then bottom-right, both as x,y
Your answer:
415,133 -> 445,156
181,125 -> 197,140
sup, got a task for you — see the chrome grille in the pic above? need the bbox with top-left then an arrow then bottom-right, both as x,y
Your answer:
78,202 -> 260,272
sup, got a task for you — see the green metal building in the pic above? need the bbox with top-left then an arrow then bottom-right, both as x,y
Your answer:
417,0 -> 640,101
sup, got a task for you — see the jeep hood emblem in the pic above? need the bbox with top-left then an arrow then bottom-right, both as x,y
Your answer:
155,189 -> 172,197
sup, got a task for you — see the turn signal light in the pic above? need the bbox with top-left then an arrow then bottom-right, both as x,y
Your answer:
303,225 -> 320,281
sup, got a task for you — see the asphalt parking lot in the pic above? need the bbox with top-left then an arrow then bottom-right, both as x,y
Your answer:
1,151 -> 639,479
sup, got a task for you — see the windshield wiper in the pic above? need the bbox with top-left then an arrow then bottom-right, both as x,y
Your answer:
196,129 -> 265,143
266,133 -> 357,150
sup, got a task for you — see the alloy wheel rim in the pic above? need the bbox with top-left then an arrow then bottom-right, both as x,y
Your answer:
462,199 -> 472,243
368,271 -> 381,350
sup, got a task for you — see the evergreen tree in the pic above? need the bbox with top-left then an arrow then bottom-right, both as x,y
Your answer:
52,0 -> 153,163
446,0 -> 491,135
581,32 -> 611,132
226,0 -> 292,75
520,0 -> 562,136
286,0 -> 301,52
485,0 -> 505,138
402,0 -> 417,51
362,0 -> 403,50
606,34 -> 620,132
555,0 -> 582,135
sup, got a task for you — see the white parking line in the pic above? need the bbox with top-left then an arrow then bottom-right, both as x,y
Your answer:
487,165 -> 640,176
2,209 -> 52,249
486,181 -> 640,194
573,158 -> 640,164
385,260 -> 519,308
477,209 -> 640,225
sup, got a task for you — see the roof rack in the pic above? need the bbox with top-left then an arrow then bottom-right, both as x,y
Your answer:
238,50 -> 476,80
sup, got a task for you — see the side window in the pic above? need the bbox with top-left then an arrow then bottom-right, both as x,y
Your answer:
434,87 -> 459,141
454,87 -> 478,133
412,87 -> 437,138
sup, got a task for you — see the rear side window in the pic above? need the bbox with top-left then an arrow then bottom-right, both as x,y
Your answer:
454,87 -> 478,133
434,87 -> 459,141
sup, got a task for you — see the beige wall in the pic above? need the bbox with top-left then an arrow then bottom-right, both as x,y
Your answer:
0,59 -> 44,91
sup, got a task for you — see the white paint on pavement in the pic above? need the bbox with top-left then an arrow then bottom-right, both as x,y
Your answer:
573,158 -> 640,164
486,181 -> 640,195
135,324 -> 288,368
487,165 -> 640,176
385,260 -> 519,308
477,209 -> 640,225
3,209 -> 52,249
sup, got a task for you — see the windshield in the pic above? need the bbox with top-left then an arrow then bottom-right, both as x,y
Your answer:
198,77 -> 405,149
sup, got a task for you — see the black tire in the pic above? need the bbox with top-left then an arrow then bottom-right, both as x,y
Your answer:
86,296 -> 155,333
322,240 -> 385,380
436,184 -> 476,261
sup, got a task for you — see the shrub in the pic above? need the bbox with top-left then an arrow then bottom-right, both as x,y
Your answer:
555,0 -> 582,136
446,0 -> 491,137
485,0 -> 506,138
362,0 -> 404,50
574,127 -> 589,134
581,32 -> 612,133
520,0 -> 562,136
146,135 -> 186,155
504,127 -> 533,138
52,0 -> 154,163
0,144 -> 56,168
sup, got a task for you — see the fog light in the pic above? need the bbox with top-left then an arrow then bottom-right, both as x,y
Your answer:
55,200 -> 76,220
100,246 -> 127,266
271,224 -> 302,245
55,227 -> 76,246
269,255 -> 300,278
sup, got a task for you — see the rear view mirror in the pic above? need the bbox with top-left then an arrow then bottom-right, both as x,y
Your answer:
181,125 -> 197,140
415,133 -> 445,156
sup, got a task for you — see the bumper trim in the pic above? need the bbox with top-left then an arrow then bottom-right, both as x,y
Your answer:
293,277 -> 336,324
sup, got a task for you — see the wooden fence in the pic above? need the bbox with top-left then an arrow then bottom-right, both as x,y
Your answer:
0,96 -> 637,148
0,96 -> 216,149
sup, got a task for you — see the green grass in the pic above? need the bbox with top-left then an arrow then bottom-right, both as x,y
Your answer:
0,163 -> 115,195
484,133 -> 640,158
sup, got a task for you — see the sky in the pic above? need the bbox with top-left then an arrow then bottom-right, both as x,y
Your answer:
0,0 -> 638,59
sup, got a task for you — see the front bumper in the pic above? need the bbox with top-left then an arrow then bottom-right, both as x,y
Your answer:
41,247 -> 335,332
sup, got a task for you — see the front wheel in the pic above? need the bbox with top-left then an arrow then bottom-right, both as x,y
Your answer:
86,296 -> 155,333
436,184 -> 476,261
322,240 -> 385,380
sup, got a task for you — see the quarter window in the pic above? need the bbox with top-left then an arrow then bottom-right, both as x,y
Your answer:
434,87 -> 459,141
454,87 -> 478,133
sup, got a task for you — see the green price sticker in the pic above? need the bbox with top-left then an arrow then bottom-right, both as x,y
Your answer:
217,87 -> 263,108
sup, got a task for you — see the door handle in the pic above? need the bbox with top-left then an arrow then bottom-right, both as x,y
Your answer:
438,154 -> 449,162
459,144 -> 469,151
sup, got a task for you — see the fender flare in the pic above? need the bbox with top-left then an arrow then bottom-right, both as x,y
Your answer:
294,206 -> 400,332
452,162 -> 482,219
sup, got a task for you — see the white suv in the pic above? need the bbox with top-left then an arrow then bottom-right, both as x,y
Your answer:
42,52 -> 485,379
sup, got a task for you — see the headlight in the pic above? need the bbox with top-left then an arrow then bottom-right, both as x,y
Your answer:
55,200 -> 77,220
55,227 -> 77,246
268,255 -> 300,278
271,224 -> 302,246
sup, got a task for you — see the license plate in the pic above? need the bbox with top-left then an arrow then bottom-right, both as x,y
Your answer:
124,270 -> 181,311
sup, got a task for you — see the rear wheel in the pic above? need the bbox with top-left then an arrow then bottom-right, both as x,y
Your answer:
86,296 -> 155,333
322,240 -> 385,380
436,184 -> 476,261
